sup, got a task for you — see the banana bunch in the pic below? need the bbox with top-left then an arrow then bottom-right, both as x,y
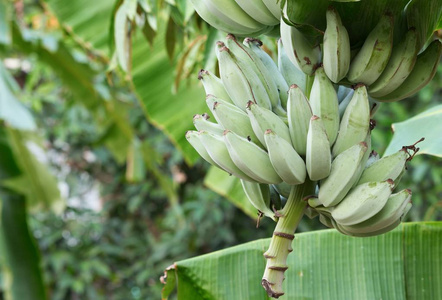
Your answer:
189,0 -> 280,36
280,6 -> 441,102
187,35 -> 416,238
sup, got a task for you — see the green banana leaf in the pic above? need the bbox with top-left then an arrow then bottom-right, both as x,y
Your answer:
162,222 -> 442,300
384,105 -> 442,158
0,194 -> 47,300
284,0 -> 442,49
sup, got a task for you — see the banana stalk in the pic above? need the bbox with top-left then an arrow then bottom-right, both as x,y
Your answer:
262,180 -> 316,298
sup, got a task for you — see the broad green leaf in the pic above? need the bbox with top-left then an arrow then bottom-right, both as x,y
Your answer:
163,222 -> 441,299
384,105 -> 442,157
0,195 -> 47,300
204,167 -> 257,219
1,128 -> 64,213
0,61 -> 36,131
131,27 -> 206,165
45,0 -> 114,55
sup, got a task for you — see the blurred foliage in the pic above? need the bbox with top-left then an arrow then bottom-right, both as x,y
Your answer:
0,0 -> 440,299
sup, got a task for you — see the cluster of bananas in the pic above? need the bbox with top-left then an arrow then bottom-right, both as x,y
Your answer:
189,0 -> 281,36
281,7 -> 442,102
186,33 -> 418,237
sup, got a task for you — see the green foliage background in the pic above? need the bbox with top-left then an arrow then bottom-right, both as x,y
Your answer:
0,0 -> 440,299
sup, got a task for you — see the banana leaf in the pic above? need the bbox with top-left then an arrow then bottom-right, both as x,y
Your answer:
162,222 -> 442,300
384,105 -> 442,158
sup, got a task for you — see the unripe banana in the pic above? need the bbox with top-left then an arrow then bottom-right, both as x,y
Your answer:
199,130 -> 256,181
287,84 -> 312,156
337,85 -> 353,103
244,38 -> 289,112
332,85 -> 370,157
217,44 -> 272,111
261,0 -> 281,20
193,114 -> 224,135
190,0 -> 268,36
234,0 -> 279,26
246,101 -> 291,148
318,142 -> 368,207
347,14 -> 394,85
240,179 -> 276,221
306,115 -> 332,181
198,69 -> 233,104
280,10 -> 321,75
277,39 -> 307,99
331,179 -> 394,226
373,39 -> 442,102
369,29 -> 419,97
323,6 -> 351,83
358,148 -> 408,186
339,189 -> 412,235
319,214 -> 334,228
186,130 -> 221,168
225,35 -> 281,112
209,98 -> 263,147
264,129 -> 306,185
309,67 -> 340,144
223,130 -> 282,184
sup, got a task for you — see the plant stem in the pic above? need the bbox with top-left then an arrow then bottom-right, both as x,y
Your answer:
262,180 -> 315,298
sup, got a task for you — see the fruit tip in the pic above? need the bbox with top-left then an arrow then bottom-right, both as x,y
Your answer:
201,113 -> 210,120
360,141 -> 368,148
226,33 -> 236,40
264,129 -> 273,135
244,37 -> 262,46
219,46 -> 229,53
197,69 -> 207,80
311,115 -> 319,120
289,84 -> 298,89
405,189 -> 412,195
205,94 -> 215,100
213,101 -> 219,109
386,178 -> 394,186
193,114 -> 201,120
246,100 -> 254,109
216,41 -> 225,47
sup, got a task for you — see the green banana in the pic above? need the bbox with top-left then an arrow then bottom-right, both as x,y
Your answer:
358,148 -> 408,185
278,38 -> 307,99
287,84 -> 312,156
309,67 -> 340,144
193,114 -> 224,135
190,0 -> 267,36
280,13 -> 321,75
234,0 -> 279,26
323,6 -> 351,83
374,39 -> 442,102
332,85 -> 370,157
319,214 -> 334,228
347,14 -> 394,85
306,115 -> 332,181
244,37 -> 289,112
339,189 -> 411,235
186,130 -> 221,168
331,179 -> 394,226
223,130 -> 282,184
217,44 -> 272,111
262,0 -> 281,20
240,180 -> 276,220
225,35 -> 281,112
199,130 -> 256,181
369,28 -> 419,97
210,98 -> 263,147
318,142 -> 368,207
264,129 -> 306,185
246,101 -> 291,148
198,69 -> 233,104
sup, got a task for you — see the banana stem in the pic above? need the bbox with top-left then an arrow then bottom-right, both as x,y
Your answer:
262,180 -> 315,298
